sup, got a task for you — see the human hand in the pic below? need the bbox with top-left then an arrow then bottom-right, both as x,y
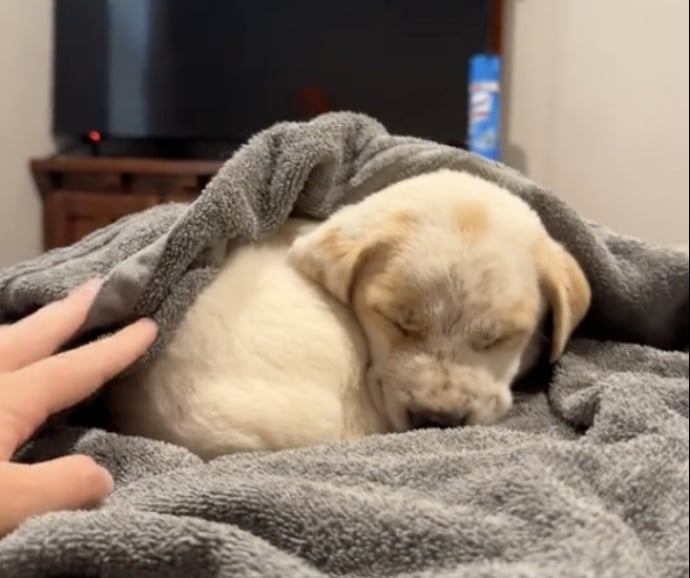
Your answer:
0,279 -> 157,538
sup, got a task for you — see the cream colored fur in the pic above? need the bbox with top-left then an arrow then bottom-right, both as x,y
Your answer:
108,169 -> 591,459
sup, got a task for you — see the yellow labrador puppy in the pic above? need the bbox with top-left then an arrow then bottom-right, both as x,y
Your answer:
107,169 -> 591,459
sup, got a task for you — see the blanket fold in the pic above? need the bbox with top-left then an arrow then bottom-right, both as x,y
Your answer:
0,112 -> 687,578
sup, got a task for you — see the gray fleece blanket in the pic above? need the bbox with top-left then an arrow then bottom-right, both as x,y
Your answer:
0,112 -> 687,578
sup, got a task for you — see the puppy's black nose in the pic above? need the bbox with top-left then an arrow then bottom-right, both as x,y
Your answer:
408,410 -> 466,430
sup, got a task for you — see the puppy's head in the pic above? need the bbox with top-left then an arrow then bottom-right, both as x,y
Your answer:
288,170 -> 590,431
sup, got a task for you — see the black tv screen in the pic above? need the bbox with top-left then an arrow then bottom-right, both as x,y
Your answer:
53,0 -> 492,147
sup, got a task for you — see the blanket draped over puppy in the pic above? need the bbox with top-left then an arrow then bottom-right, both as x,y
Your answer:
0,112 -> 687,578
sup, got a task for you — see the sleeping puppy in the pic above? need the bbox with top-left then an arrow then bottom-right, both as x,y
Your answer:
107,169 -> 591,459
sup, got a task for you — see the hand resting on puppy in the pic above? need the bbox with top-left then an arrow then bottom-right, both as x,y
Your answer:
107,169 -> 591,459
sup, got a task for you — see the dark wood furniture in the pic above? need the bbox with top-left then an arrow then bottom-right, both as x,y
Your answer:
30,157 -> 223,250
489,0 -> 503,54
31,2 -> 504,252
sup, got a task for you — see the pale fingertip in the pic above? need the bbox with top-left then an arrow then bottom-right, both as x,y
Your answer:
126,317 -> 158,340
137,317 -> 159,332
16,455 -> 116,518
96,465 -> 115,498
63,454 -> 115,502
134,318 -> 159,340
69,278 -> 104,299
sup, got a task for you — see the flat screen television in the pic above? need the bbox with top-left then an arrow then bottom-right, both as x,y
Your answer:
53,0 -> 494,154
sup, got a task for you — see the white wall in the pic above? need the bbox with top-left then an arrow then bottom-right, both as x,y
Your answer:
0,2 -> 54,268
503,0 -> 689,247
0,1 -> 687,268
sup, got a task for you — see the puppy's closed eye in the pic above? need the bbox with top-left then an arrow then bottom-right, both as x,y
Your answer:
471,333 -> 510,352
374,307 -> 423,337
470,325 -> 525,352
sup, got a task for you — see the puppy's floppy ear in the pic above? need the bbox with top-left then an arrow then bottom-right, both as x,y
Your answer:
535,237 -> 591,362
288,221 -> 374,304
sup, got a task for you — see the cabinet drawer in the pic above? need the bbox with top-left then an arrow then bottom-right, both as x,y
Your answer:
44,191 -> 162,248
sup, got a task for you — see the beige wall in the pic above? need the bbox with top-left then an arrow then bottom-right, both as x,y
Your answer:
503,0 -> 689,246
0,1 -> 54,268
0,1 -> 687,269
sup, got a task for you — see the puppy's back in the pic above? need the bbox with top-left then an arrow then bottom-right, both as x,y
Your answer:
107,219 -> 386,459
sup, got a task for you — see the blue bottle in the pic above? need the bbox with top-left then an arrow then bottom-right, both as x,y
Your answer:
467,54 -> 502,162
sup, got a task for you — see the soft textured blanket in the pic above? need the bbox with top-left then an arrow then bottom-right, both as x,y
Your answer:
0,112 -> 687,578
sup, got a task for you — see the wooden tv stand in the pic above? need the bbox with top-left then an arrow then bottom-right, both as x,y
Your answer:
30,156 -> 223,250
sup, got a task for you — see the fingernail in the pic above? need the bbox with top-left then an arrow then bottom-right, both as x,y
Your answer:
138,317 -> 159,336
70,278 -> 104,298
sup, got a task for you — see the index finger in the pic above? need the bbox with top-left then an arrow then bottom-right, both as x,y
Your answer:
0,318 -> 157,459
0,279 -> 103,372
